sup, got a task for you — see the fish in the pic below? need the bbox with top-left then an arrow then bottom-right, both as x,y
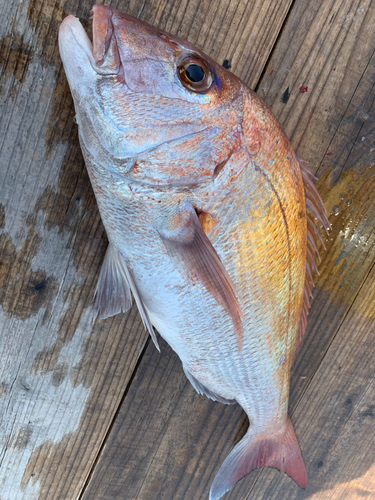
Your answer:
58,6 -> 330,499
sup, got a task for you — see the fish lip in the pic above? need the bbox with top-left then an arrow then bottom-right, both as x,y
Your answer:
59,8 -> 119,75
59,15 -> 94,63
91,5 -> 114,64
91,5 -> 120,75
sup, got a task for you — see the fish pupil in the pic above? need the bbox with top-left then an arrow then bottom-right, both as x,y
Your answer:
185,64 -> 205,83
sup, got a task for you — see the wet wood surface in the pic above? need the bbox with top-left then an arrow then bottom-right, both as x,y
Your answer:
0,1 -> 374,500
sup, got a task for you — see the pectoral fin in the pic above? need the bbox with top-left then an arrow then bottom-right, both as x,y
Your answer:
158,203 -> 244,347
94,244 -> 160,351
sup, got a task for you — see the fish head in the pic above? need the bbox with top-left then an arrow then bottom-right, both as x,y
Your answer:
59,6 -> 245,186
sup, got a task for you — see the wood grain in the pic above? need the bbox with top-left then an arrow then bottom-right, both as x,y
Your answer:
0,0 -> 295,498
80,0 -> 375,499
258,0 -> 375,181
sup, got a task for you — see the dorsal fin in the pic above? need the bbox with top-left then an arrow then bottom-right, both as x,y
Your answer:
297,159 -> 330,356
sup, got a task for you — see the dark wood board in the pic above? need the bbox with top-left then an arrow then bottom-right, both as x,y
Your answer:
0,0 -> 296,498
258,0 -> 375,182
80,0 -> 375,499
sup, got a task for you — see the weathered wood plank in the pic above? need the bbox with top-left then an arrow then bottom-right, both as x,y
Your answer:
80,337 -> 243,500
0,1 -> 150,499
81,0 -> 375,499
0,0 -> 295,498
258,0 -> 375,181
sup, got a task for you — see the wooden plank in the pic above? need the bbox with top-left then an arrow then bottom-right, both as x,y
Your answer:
81,0 -> 375,499
80,337 -> 246,500
0,0 -> 294,498
258,0 -> 375,181
0,1 -> 150,500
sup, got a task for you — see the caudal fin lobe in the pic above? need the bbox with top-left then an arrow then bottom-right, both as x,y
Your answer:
209,417 -> 307,500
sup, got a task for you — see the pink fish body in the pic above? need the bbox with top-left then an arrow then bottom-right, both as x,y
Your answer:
59,7 -> 329,499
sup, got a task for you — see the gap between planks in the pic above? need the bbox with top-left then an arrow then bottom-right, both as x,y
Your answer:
78,336 -> 151,499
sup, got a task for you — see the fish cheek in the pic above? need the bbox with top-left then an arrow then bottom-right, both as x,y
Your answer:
129,127 -> 232,185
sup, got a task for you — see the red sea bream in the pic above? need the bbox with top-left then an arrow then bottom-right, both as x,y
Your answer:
59,6 -> 329,499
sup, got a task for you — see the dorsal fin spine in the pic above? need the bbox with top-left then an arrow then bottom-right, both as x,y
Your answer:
296,159 -> 330,355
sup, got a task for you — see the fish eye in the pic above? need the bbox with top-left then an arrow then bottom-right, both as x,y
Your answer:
178,56 -> 213,93
185,64 -> 205,82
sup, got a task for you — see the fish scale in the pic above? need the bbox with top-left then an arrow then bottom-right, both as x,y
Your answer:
59,5 -> 330,499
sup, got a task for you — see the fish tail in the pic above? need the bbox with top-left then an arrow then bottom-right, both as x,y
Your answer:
209,417 -> 307,500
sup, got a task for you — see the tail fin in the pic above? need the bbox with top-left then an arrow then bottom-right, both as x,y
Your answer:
209,417 -> 307,500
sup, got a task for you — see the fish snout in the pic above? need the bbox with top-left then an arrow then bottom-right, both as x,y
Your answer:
59,15 -> 97,94
59,8 -> 120,82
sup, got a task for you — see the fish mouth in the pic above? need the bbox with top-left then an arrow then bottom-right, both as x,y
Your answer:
91,5 -> 114,62
60,5 -> 190,77
59,5 -> 120,76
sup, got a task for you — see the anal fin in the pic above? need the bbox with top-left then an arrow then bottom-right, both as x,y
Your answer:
183,366 -> 236,405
